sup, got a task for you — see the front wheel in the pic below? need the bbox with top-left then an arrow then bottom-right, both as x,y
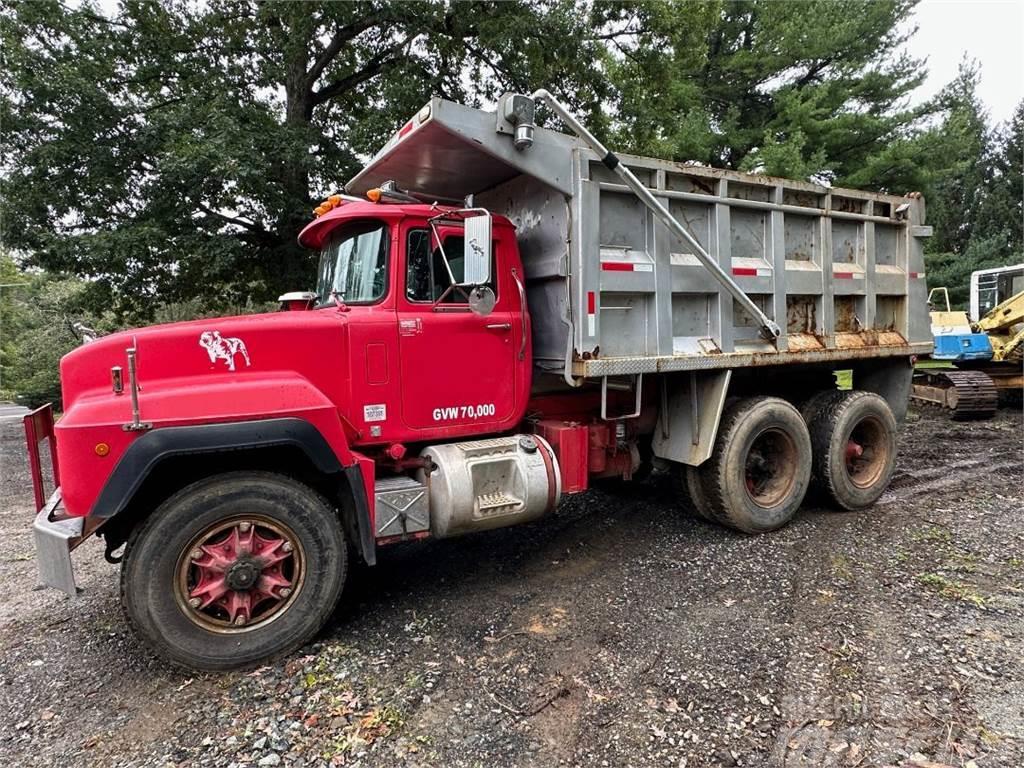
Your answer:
121,472 -> 347,670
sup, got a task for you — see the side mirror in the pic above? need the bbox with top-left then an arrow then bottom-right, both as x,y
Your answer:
461,212 -> 492,286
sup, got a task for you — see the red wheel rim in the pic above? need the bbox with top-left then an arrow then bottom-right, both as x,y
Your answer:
845,416 -> 888,489
174,516 -> 305,633
743,428 -> 798,508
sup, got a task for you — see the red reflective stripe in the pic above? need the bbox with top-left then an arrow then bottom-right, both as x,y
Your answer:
398,121 -> 413,138
909,272 -> 925,279
731,267 -> 758,276
834,272 -> 854,279
601,262 -> 633,271
587,291 -> 596,314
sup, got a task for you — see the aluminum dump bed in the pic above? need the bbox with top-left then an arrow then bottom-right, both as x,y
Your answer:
349,97 -> 933,382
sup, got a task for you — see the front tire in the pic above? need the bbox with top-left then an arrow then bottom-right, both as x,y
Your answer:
699,397 -> 812,533
122,472 -> 347,671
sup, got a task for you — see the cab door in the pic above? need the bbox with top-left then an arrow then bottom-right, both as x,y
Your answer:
397,223 -> 518,436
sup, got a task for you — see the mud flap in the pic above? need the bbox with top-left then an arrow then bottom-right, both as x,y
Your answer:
651,370 -> 732,466
343,465 -> 377,567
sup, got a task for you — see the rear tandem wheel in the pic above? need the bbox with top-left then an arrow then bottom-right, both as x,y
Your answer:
693,397 -> 813,534
806,391 -> 898,510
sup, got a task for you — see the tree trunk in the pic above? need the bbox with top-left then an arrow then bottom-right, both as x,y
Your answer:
277,11 -> 316,292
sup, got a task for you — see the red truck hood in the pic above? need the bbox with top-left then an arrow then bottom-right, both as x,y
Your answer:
59,309 -> 350,420
54,308 -> 358,518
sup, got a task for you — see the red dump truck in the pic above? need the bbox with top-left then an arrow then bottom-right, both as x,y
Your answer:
25,92 -> 932,669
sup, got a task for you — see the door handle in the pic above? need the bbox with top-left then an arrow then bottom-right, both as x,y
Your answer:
511,268 -> 528,361
486,322 -> 512,330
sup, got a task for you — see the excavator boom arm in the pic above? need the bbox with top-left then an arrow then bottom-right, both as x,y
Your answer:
976,290 -> 1024,332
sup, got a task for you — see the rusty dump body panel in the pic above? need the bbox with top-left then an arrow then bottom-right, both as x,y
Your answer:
349,98 -> 933,383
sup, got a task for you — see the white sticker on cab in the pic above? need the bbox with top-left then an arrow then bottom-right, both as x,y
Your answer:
363,404 -> 387,422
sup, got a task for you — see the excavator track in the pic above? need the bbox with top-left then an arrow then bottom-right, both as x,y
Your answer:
911,369 -> 998,420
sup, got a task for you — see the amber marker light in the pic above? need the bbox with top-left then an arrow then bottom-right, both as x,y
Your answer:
94,442 -> 110,457
366,188 -> 382,203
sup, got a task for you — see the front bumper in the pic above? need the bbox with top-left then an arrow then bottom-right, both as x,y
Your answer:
33,489 -> 82,596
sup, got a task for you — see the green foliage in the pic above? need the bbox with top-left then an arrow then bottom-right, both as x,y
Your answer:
599,0 -> 927,188
975,101 -> 1023,256
920,61 -> 992,257
919,65 -> 1022,304
924,237 -> 1012,310
1,0 -> 605,321
0,252 -> 117,408
0,0 -> 1020,335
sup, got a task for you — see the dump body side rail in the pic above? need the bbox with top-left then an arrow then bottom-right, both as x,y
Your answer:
532,89 -> 781,343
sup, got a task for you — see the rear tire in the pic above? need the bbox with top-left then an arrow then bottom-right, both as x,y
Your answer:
122,472 -> 347,671
800,389 -> 842,424
807,391 -> 897,510
699,397 -> 812,533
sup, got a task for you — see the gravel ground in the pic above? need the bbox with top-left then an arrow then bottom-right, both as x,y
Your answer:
0,406 -> 1021,768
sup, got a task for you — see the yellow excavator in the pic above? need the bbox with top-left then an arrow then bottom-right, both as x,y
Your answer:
912,264 -> 1024,419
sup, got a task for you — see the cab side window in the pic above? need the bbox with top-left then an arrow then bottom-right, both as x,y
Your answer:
406,229 -> 497,304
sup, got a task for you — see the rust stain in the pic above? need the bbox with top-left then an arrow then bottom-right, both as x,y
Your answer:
835,331 -> 907,349
787,333 -> 825,351
834,297 -> 860,332
786,296 -> 817,334
834,197 -> 863,213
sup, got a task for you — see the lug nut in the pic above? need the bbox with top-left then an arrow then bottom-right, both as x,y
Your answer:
188,597 -> 202,608
238,521 -> 252,533
190,548 -> 203,561
234,615 -> 247,626
282,541 -> 294,553
280,588 -> 292,598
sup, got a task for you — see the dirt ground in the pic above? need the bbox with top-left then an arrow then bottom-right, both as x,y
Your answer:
0,405 -> 1021,768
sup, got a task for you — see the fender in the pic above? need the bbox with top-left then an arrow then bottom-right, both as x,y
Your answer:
91,418 -> 376,565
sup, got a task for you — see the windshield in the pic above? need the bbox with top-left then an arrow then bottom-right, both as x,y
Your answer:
316,220 -> 389,304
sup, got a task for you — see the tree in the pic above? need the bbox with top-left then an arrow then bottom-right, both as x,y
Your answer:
919,75 -> 1020,309
0,251 -> 115,407
597,0 -> 929,190
921,60 -> 992,257
974,100 -> 1024,256
0,1 -> 606,320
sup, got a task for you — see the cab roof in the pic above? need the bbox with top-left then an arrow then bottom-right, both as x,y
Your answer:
297,199 -> 512,250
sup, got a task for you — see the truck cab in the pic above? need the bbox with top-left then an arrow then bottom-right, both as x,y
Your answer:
296,199 -> 531,444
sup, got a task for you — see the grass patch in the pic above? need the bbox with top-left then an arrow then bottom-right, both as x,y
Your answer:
946,552 -> 979,573
830,554 -> 854,580
912,524 -> 952,545
917,572 -> 988,607
915,359 -> 956,370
